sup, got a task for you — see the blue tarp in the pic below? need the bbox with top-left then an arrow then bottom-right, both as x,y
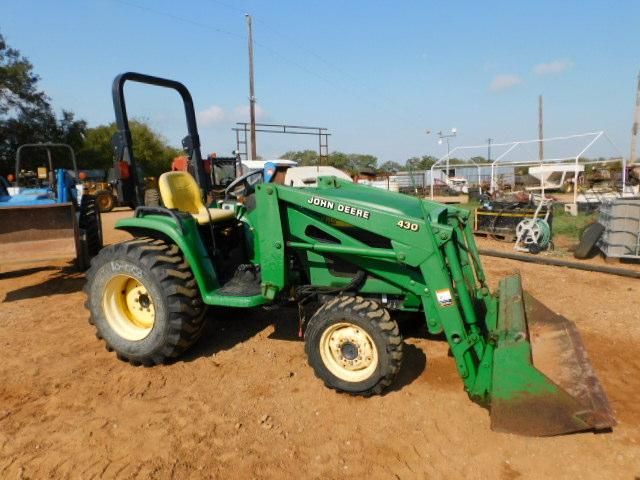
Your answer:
0,188 -> 56,207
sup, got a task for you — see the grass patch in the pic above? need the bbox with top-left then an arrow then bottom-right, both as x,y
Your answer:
551,206 -> 597,240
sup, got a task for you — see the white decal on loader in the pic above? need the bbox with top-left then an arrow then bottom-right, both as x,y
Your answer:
307,196 -> 371,220
308,196 -> 335,210
435,288 -> 454,307
397,220 -> 419,231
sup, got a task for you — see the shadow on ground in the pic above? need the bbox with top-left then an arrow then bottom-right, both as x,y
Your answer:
387,343 -> 427,394
2,263 -> 83,303
180,305 -> 278,362
182,303 -> 431,393
0,265 -> 57,280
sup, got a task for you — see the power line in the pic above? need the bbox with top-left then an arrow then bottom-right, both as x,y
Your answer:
204,0 -> 246,14
112,0 -> 417,125
204,0 -> 382,84
110,0 -> 343,91
204,0 -> 417,123
112,0 -> 243,40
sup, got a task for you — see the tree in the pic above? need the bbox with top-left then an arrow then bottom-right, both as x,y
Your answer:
79,121 -> 181,177
0,32 -> 48,116
280,150 -> 318,166
405,156 -> 420,171
328,151 -> 349,170
378,161 -> 403,173
448,157 -> 471,166
0,107 -> 87,172
419,155 -> 438,170
346,153 -> 377,173
0,31 -> 86,174
279,150 -> 378,174
405,155 -> 437,171
469,156 -> 486,164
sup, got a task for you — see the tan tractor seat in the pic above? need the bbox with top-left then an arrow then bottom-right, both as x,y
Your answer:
158,171 -> 235,225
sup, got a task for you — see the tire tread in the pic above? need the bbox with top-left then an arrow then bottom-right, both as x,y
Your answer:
304,295 -> 403,397
84,237 -> 206,365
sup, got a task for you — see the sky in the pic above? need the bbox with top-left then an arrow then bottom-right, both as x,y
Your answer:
2,0 -> 639,163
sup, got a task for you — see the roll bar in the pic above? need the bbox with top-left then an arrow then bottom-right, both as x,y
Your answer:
111,72 -> 207,207
15,143 -> 77,186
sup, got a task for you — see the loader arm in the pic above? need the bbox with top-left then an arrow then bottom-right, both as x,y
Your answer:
251,177 -> 492,396
248,176 -> 615,436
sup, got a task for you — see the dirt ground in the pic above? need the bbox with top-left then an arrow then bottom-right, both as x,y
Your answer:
1,208 -> 639,479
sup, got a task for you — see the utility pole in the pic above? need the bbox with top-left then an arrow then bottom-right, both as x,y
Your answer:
246,14 -> 257,160
538,95 -> 544,161
630,70 -> 640,165
438,128 -> 457,177
487,138 -> 492,161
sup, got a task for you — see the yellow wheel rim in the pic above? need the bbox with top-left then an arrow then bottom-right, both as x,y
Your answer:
97,194 -> 112,211
319,322 -> 378,382
102,274 -> 155,341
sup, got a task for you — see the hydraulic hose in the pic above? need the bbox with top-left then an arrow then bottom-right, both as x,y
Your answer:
478,248 -> 640,279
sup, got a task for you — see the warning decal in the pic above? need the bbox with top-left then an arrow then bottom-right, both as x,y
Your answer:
435,289 -> 454,307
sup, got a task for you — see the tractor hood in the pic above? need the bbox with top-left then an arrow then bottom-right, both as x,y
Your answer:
303,177 -> 444,222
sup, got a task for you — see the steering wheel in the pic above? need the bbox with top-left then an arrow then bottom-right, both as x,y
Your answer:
224,169 -> 264,199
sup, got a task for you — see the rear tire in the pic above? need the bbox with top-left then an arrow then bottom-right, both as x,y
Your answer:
84,237 -> 206,365
95,190 -> 115,213
79,194 -> 103,258
304,296 -> 403,396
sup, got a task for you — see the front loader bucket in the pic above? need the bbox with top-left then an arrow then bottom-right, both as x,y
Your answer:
490,274 -> 616,436
0,204 -> 81,268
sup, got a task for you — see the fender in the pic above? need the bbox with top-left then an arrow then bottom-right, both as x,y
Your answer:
115,214 -> 220,295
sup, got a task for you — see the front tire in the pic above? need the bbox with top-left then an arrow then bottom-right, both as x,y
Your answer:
304,296 -> 403,396
84,237 -> 206,365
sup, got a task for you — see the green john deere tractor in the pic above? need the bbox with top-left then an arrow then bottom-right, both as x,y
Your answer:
84,73 -> 615,436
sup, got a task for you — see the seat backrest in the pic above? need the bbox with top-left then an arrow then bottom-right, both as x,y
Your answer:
158,171 -> 204,215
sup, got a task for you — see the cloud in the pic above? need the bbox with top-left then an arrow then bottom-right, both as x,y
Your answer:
490,74 -> 522,92
198,104 -> 266,126
231,104 -> 266,120
533,59 -> 573,75
483,60 -> 497,72
198,105 -> 225,125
